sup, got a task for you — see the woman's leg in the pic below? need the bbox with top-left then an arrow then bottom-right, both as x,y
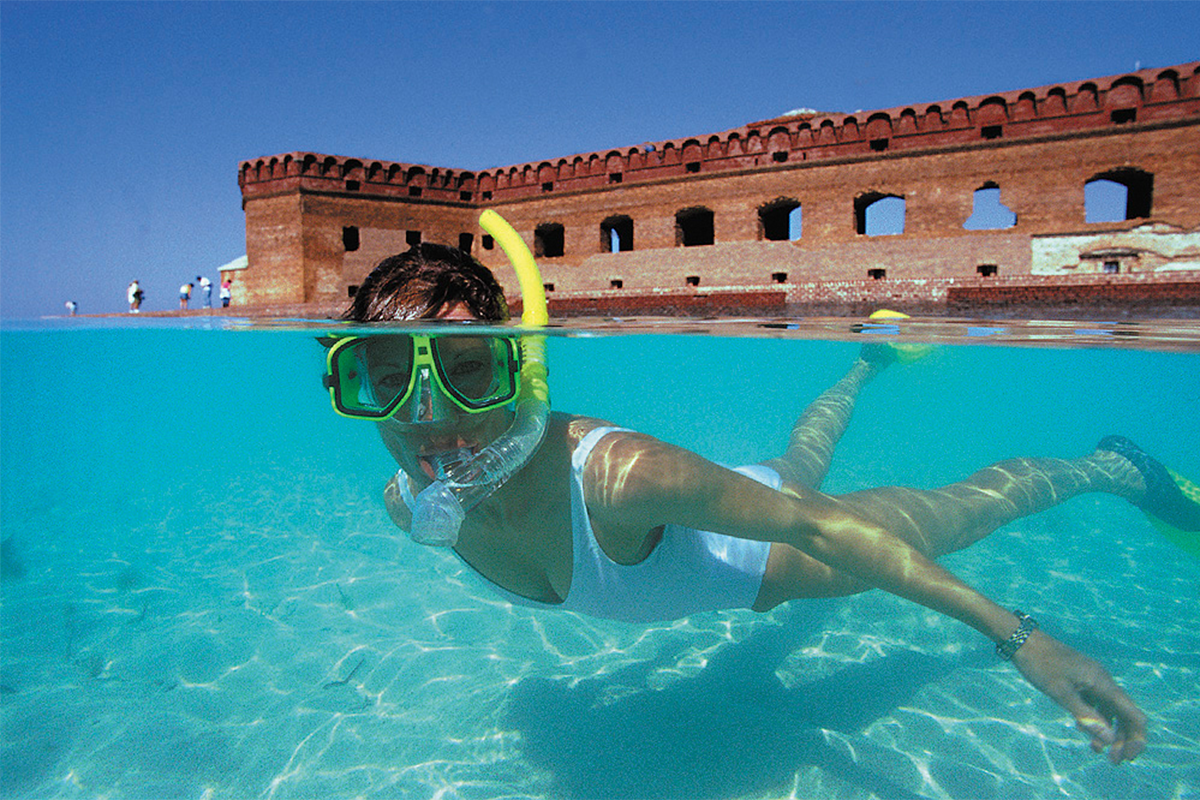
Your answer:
764,346 -> 893,490
754,445 -> 1148,609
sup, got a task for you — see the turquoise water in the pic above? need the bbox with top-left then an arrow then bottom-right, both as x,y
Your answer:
2,317 -> 1198,799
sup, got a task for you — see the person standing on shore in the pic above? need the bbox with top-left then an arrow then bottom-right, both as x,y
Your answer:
179,282 -> 193,310
198,275 -> 213,308
127,280 -> 143,313
219,277 -> 232,308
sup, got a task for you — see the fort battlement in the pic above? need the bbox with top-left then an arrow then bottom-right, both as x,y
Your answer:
236,62 -> 1200,315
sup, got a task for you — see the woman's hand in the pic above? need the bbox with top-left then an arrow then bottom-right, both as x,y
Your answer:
1012,631 -> 1147,764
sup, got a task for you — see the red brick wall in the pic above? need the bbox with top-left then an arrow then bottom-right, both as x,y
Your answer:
238,62 -> 1200,310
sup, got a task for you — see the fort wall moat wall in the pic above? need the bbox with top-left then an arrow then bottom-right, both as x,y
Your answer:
237,62 -> 1200,317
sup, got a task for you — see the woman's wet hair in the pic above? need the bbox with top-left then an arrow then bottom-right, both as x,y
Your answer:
344,243 -> 510,322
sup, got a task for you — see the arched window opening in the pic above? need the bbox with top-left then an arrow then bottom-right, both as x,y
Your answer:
855,193 -> 905,236
458,233 -> 473,253
342,226 -> 360,252
601,215 -> 634,253
535,223 -> 565,258
1086,169 -> 1153,222
964,184 -> 1017,230
759,199 -> 801,241
676,208 -> 715,247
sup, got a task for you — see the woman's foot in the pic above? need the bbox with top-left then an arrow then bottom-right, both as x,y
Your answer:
1097,436 -> 1200,532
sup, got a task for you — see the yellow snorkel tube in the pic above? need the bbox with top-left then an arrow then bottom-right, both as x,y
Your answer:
408,211 -> 551,547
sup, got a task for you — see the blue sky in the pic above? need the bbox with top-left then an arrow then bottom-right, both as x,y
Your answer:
2,1 -> 1198,318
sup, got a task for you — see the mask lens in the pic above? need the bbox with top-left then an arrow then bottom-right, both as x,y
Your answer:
332,336 -> 415,417
431,336 -> 518,409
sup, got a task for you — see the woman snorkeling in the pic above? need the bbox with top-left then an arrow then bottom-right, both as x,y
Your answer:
324,213 -> 1200,765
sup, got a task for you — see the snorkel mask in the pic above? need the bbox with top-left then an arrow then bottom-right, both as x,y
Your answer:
324,210 -> 550,547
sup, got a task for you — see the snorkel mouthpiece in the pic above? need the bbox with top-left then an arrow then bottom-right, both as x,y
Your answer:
408,211 -> 551,547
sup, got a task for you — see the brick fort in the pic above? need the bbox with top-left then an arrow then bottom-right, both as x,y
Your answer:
236,61 -> 1200,317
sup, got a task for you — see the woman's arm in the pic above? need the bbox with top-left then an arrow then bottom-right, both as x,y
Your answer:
585,432 -> 1146,762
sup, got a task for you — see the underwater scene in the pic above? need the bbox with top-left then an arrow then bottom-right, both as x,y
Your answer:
1,317 -> 1198,800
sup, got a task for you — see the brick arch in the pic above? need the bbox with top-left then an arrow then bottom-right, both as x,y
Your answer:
387,164 -> 403,182
282,155 -> 296,177
1014,91 -> 1037,120
977,96 -> 1008,125
342,159 -> 364,182
949,101 -> 970,127
366,162 -> 383,181
1043,87 -> 1068,115
1106,76 -> 1144,107
757,196 -> 801,241
675,206 -> 714,246
922,105 -> 944,130
1087,166 -> 1153,219
1074,82 -> 1099,112
406,166 -> 426,186
855,191 -> 905,235
865,113 -> 892,141
301,154 -> 318,174
537,162 -> 556,184
896,108 -> 918,134
1151,69 -> 1180,101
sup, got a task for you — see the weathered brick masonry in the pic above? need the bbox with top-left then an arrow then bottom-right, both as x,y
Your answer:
238,62 -> 1200,316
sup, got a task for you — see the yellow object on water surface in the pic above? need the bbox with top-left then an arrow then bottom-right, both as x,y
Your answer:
867,309 -> 934,364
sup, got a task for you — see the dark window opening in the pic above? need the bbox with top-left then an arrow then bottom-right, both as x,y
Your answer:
977,264 -> 999,277
772,272 -> 788,283
482,191 -> 493,200
542,182 -> 554,193
685,275 -> 701,287
867,268 -> 887,280
535,223 -> 565,258
342,226 -> 360,252
1103,261 -> 1121,274
482,235 -> 494,250
981,125 -> 1003,140
1111,108 -> 1137,124
408,186 -> 423,197
609,172 -> 623,184
345,180 -> 361,191
1086,168 -> 1153,222
458,233 -> 474,253
610,279 -> 623,289
347,285 -> 359,298
601,215 -> 634,253
685,161 -> 701,173
760,200 -> 801,241
460,191 -> 472,201
406,230 -> 422,247
772,151 -> 789,162
676,207 -> 715,247
543,282 -> 555,292
870,138 -> 889,151
855,193 -> 905,236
